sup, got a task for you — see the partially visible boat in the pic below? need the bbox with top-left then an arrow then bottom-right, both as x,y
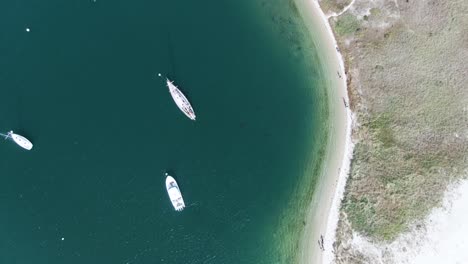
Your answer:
165,173 -> 185,211
166,79 -> 196,120
4,131 -> 33,150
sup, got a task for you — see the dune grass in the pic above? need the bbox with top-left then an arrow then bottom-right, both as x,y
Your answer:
328,0 -> 468,256
334,14 -> 361,36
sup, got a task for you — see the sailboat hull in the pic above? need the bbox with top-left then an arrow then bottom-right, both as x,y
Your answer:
166,79 -> 196,120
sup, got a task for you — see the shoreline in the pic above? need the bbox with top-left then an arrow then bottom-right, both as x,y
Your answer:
294,0 -> 353,263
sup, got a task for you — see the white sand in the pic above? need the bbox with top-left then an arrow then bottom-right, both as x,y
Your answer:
401,179 -> 468,264
342,179 -> 468,264
293,0 -> 353,263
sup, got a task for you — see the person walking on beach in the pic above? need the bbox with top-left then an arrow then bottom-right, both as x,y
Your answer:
318,235 -> 325,251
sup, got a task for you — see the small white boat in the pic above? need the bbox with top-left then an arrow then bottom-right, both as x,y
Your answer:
165,173 -> 185,211
166,79 -> 196,120
4,131 -> 33,150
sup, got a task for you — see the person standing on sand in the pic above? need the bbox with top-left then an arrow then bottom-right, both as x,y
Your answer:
321,235 -> 325,251
318,235 -> 325,251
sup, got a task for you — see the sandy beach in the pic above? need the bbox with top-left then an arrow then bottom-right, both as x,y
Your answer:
293,0 -> 353,263
291,0 -> 468,263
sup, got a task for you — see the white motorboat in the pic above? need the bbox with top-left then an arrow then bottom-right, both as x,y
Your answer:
166,79 -> 196,120
165,173 -> 185,211
4,131 -> 33,150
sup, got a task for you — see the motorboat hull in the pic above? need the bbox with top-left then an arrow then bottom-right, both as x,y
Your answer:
165,173 -> 185,211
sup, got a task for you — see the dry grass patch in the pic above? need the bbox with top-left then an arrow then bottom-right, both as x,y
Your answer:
319,0 -> 353,14
329,0 -> 468,262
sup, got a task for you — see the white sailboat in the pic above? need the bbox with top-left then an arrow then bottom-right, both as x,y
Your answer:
166,79 -> 196,120
4,131 -> 33,150
165,173 -> 185,211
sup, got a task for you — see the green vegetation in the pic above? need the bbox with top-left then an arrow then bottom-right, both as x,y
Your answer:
369,8 -> 381,17
313,0 -> 468,262
334,14 -> 361,36
369,114 -> 395,148
329,0 -> 468,252
342,104 -> 464,241
319,0 -> 353,14
343,196 -> 376,235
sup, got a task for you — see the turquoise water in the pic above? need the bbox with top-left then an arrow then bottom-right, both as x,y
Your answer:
0,1 -> 329,263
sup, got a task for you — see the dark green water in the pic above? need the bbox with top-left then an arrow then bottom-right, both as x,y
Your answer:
0,0 -> 329,263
